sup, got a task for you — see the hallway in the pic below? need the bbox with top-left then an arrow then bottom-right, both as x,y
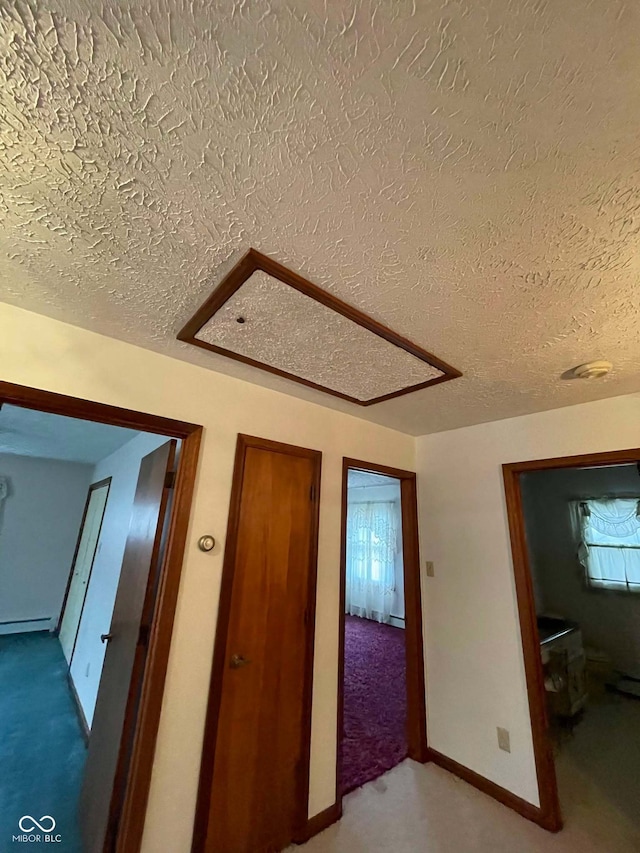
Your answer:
0,632 -> 85,851
294,757 -> 640,853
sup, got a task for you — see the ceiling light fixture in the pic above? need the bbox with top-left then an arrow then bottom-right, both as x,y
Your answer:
572,360 -> 612,379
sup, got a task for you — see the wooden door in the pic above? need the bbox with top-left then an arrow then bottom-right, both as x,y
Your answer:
59,479 -> 111,664
194,435 -> 321,853
80,440 -> 176,853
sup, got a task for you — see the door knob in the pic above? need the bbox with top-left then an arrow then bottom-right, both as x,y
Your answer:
230,653 -> 251,669
101,633 -> 114,644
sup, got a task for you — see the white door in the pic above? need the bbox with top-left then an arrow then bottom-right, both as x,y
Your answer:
59,480 -> 110,664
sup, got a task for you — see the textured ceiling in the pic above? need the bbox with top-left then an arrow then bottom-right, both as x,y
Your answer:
1,0 -> 640,435
347,470 -> 400,489
0,404 -> 139,462
194,270 -> 444,402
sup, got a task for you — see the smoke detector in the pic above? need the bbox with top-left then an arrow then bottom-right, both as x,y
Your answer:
572,360 -> 612,379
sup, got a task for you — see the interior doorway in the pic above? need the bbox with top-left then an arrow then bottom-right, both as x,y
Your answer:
342,469 -> 407,792
0,381 -> 202,853
504,447 -> 640,847
338,458 -> 428,804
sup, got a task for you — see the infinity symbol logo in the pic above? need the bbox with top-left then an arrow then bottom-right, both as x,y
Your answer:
19,815 -> 56,833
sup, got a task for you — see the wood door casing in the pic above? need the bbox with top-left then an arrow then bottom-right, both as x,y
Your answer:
193,435 -> 322,853
336,459 -> 428,809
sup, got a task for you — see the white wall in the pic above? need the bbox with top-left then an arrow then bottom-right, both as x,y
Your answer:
521,464 -> 640,673
415,392 -> 640,808
347,480 -> 404,623
0,453 -> 92,632
70,432 -> 174,727
0,302 -> 415,853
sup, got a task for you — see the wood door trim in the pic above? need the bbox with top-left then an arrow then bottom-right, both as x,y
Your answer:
426,748 -> 551,829
0,380 -> 203,853
502,446 -> 640,834
58,477 -> 112,667
294,802 -> 342,843
192,433 -> 322,853
335,458 -> 429,814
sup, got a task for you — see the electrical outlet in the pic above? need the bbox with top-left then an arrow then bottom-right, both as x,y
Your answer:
497,727 -> 511,753
425,561 -> 435,577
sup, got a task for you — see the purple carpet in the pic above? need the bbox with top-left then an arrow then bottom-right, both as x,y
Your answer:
341,615 -> 407,794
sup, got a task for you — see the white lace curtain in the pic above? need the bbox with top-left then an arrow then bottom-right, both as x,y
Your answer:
345,500 -> 398,622
578,498 -> 640,591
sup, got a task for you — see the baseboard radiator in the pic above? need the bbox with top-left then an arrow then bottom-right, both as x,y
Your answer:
0,616 -> 56,635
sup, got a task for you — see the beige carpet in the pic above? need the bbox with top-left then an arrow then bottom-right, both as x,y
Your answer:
295,695 -> 640,853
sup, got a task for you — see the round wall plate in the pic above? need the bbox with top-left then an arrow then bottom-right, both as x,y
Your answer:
198,535 -> 216,552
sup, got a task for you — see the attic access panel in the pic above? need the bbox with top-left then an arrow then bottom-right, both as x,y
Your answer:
178,250 -> 461,406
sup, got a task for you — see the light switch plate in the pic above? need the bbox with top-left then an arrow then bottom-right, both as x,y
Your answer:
425,561 -> 435,577
497,727 -> 511,753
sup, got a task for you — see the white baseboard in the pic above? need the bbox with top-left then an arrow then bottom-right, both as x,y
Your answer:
0,617 -> 56,635
347,610 -> 406,629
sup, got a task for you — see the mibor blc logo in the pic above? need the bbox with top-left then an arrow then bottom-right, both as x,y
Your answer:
13,815 -> 62,844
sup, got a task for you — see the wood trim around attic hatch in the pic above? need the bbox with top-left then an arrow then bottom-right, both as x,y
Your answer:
177,248 -> 462,406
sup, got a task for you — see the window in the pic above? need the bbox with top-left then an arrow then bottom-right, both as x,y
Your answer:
347,501 -> 397,585
345,500 -> 399,622
578,498 -> 640,592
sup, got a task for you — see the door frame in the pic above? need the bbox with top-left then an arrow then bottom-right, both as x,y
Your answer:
337,458 -> 429,807
502,446 -> 640,834
191,433 -> 322,853
0,379 -> 203,853
58,476 -> 112,665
